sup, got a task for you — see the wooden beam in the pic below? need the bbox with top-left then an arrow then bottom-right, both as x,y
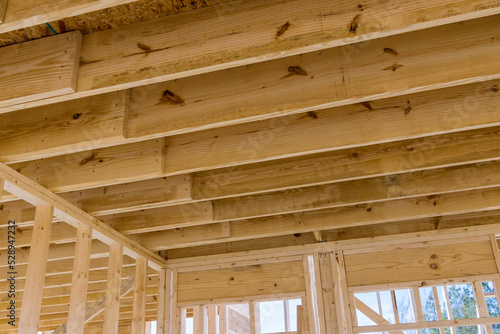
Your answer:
66,226 -> 93,334
0,0 -> 6,24
4,0 -> 500,114
354,297 -> 403,334
0,91 -> 128,163
0,0 -> 143,33
103,244 -> 124,334
19,205 -> 54,334
354,316 -> 500,333
0,162 -> 165,269
0,31 -> 82,108
249,301 -> 260,334
7,139 -> 163,192
131,257 -> 148,334
344,240 -> 498,287
176,261 -> 304,305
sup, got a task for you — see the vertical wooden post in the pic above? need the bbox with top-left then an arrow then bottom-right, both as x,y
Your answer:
473,281 -> 494,334
313,254 -> 327,334
156,269 -> 172,334
207,305 -> 217,334
442,286 -> 457,334
332,251 -> 354,334
0,0 -> 7,24
297,305 -> 304,334
432,287 -> 446,334
67,226 -> 93,334
19,204 -> 54,334
157,269 -> 167,334
219,305 -> 228,334
249,301 -> 260,334
303,255 -> 318,334
132,257 -> 148,334
103,244 -> 124,334
318,253 -> 339,334
171,270 -> 181,334
0,177 -> 4,198
193,306 -> 207,334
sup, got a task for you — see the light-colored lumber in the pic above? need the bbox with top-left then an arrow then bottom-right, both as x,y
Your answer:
411,288 -> 424,322
219,305 -> 228,334
344,241 -> 498,287
354,297 -> 403,334
7,139 -> 163,192
0,0 -> 142,33
103,244 -> 124,334
0,162 -> 165,269
442,287 -> 457,334
0,91 -> 128,163
156,269 -> 167,334
11,158 -> 500,240
303,254 -> 320,333
335,251 -> 354,334
249,301 -> 260,334
18,205 -> 54,334
0,0 -> 7,23
431,287 -> 446,334
170,270 -> 180,334
0,31 -> 82,108
131,257 -> 148,334
50,275 -> 136,333
5,0 -> 500,115
193,306 -> 206,334
66,226 -> 93,334
354,316 -> 500,333
176,261 -> 304,305
207,305 -> 216,334
473,281 -> 494,334
318,253 -> 339,334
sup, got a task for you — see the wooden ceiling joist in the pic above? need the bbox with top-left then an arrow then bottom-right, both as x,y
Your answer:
5,0 -> 500,332
1,0 -> 500,114
0,162 -> 165,269
0,0 -> 143,34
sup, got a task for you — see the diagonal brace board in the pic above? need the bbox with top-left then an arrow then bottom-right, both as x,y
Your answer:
0,161 -> 165,270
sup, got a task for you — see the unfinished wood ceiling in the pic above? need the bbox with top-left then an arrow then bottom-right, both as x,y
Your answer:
2,0 -> 500,332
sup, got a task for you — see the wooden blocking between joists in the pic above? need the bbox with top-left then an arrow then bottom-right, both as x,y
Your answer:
0,31 -> 82,108
344,240 -> 499,288
177,260 -> 305,306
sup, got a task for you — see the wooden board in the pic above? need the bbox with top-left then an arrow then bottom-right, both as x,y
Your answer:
344,240 -> 499,287
0,31 -> 82,108
7,139 -> 163,192
0,0 -> 7,23
0,91 -> 128,163
177,261 -> 305,304
127,15 -> 500,140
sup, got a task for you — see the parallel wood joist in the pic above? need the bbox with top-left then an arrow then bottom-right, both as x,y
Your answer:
0,162 -> 165,269
5,0 -> 500,332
